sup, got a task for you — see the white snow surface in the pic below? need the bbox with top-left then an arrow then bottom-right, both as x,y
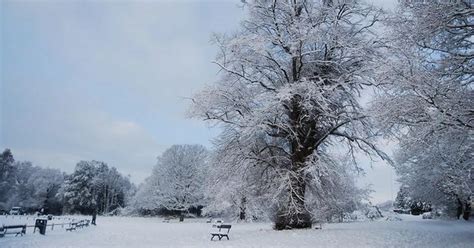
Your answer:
1,215 -> 473,248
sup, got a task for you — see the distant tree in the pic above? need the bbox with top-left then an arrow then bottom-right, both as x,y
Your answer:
1,151 -> 132,215
0,149 -> 15,210
395,185 -> 431,215
394,185 -> 412,211
0,149 -> 14,177
133,145 -> 208,217
61,160 -> 133,215
26,166 -> 64,214
93,164 -> 133,214
155,145 -> 208,216
62,161 -> 98,214
131,167 -> 164,215
0,149 -> 64,214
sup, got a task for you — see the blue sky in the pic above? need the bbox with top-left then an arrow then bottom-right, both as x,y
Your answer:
1,0 -> 244,181
1,0 -> 397,203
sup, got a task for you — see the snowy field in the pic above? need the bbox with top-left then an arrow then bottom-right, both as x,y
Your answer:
1,215 -> 473,248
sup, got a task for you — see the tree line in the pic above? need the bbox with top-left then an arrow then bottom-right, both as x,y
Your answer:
0,149 -> 135,215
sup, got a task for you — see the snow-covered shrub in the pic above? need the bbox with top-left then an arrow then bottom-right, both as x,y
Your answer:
422,212 -> 433,219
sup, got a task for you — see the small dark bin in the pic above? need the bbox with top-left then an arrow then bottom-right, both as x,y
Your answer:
35,218 -> 48,235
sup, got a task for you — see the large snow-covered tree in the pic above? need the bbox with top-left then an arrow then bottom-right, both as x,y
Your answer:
191,0 -> 387,229
372,1 -> 473,219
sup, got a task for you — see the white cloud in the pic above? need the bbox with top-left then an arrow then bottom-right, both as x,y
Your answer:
7,109 -> 164,183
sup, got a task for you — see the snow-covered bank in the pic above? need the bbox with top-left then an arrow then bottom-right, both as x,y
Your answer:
1,216 -> 473,248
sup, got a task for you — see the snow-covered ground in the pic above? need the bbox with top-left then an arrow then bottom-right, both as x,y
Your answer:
1,215 -> 473,248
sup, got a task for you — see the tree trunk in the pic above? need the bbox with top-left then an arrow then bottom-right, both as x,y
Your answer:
239,197 -> 247,221
457,198 -> 463,219
274,170 -> 312,230
462,201 -> 471,221
273,96 -> 313,230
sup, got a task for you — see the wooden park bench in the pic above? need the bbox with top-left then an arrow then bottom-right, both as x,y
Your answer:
0,224 -> 27,237
76,220 -> 87,229
65,219 -> 90,231
65,222 -> 77,231
210,224 -> 232,241
76,221 -> 83,229
162,217 -> 172,223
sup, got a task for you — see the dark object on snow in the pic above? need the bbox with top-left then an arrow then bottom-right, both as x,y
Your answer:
457,199 -> 463,219
393,209 -> 411,214
0,225 -> 27,237
92,210 -> 97,225
210,224 -> 232,241
179,215 -> 184,222
34,218 -> 47,235
462,201 -> 471,221
240,210 -> 246,221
